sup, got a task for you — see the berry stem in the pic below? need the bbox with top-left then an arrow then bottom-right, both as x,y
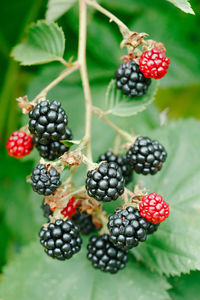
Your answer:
78,0 -> 93,164
93,106 -> 134,143
32,61 -> 80,103
86,0 -> 131,38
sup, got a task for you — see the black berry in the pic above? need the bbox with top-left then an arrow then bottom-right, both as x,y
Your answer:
108,207 -> 148,249
126,136 -> 167,175
98,151 -> 133,184
41,200 -> 53,221
35,128 -> 73,160
115,60 -> 151,98
29,100 -> 68,145
87,234 -> 128,273
147,221 -> 160,234
31,164 -> 61,196
72,209 -> 98,235
85,162 -> 125,202
39,219 -> 82,260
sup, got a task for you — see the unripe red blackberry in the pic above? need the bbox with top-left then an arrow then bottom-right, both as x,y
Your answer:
29,100 -> 68,145
6,131 -> 33,158
115,60 -> 151,98
35,128 -> 73,160
31,164 -> 61,196
61,197 -> 78,219
87,234 -> 128,273
139,193 -> 169,224
39,219 -> 82,260
139,48 -> 170,79
98,151 -> 133,184
108,207 -> 148,250
126,136 -> 167,175
86,162 -> 125,202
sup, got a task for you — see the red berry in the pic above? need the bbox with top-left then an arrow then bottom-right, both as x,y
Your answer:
61,197 -> 78,219
6,131 -> 33,158
139,192 -> 169,224
139,48 -> 170,79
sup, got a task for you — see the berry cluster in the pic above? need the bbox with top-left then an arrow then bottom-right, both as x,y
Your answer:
115,48 -> 170,99
8,31 -> 171,275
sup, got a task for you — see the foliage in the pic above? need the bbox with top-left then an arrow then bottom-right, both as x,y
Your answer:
0,0 -> 200,299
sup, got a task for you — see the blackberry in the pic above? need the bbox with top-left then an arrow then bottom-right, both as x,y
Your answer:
108,206 -> 148,249
41,200 -> 53,221
147,222 -> 160,235
126,136 -> 167,175
31,164 -> 61,196
39,219 -> 82,260
35,128 -> 73,160
87,234 -> 128,273
72,209 -> 98,235
86,162 -> 125,202
115,60 -> 151,98
29,100 -> 68,145
98,151 -> 133,184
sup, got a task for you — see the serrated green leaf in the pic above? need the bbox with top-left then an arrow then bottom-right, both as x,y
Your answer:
11,21 -> 65,65
46,0 -> 77,21
60,139 -> 80,147
0,240 -> 170,300
168,271 -> 200,299
105,79 -> 158,117
131,119 -> 200,276
166,0 -> 194,14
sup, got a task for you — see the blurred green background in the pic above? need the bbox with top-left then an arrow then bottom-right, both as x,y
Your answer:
0,0 -> 200,297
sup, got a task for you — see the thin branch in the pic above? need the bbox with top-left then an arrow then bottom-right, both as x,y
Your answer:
93,106 -> 134,143
32,61 -> 80,103
78,0 -> 93,162
86,0 -> 131,38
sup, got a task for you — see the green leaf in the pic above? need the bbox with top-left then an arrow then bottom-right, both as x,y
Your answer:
11,21 -> 65,65
105,79 -> 158,117
168,271 -> 200,299
0,240 -> 170,300
166,0 -> 195,14
60,139 -> 80,147
46,0 -> 77,21
131,119 -> 200,276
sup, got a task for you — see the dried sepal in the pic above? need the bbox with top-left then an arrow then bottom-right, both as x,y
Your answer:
17,96 -> 35,114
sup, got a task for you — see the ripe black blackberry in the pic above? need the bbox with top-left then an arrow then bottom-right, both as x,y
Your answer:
85,162 -> 125,202
108,206 -> 148,249
147,221 -> 160,234
72,209 -> 98,235
31,164 -> 61,196
41,200 -> 53,221
98,151 -> 133,184
126,136 -> 167,175
87,234 -> 128,273
29,100 -> 68,145
39,219 -> 82,260
35,128 -> 73,160
115,60 -> 151,98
